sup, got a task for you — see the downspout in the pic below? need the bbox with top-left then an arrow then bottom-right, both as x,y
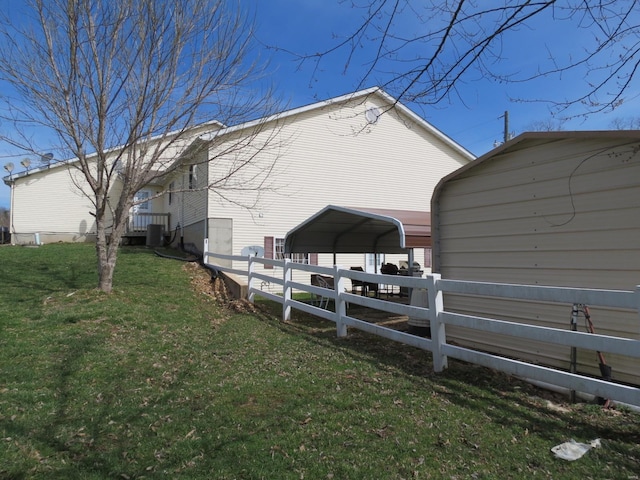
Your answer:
9,178 -> 15,245
180,174 -> 185,249
204,204 -> 208,253
204,154 -> 208,254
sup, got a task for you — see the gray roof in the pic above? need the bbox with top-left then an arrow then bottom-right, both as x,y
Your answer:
285,205 -> 431,254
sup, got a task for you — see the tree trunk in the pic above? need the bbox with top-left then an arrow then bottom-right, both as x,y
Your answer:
94,197 -> 130,293
96,242 -> 117,293
95,217 -> 117,293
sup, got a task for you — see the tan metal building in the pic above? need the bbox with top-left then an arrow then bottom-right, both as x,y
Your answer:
431,131 -> 640,386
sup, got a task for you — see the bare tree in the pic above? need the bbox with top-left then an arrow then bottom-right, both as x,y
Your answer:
609,117 -> 640,130
525,118 -> 567,132
299,1 -> 639,116
0,0 -> 280,292
0,206 -> 8,227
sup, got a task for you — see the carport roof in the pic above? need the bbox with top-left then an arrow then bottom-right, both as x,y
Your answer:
285,205 -> 431,254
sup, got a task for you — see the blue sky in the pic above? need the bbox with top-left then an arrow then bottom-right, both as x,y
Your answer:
2,1 -> 639,208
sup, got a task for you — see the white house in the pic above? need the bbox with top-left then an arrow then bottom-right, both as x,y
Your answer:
169,88 -> 473,278
2,120 -> 224,245
3,88 -> 473,274
431,131 -> 640,386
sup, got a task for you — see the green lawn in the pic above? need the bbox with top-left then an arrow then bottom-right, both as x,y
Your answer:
0,243 -> 638,479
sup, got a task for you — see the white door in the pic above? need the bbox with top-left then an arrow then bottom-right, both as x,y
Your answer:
132,190 -> 152,231
365,253 -> 384,273
207,218 -> 233,268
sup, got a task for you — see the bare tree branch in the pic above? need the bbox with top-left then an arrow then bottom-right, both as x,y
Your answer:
0,0 -> 281,292
300,0 -> 640,116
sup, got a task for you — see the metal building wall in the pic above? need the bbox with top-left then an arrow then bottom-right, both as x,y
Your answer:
432,133 -> 640,385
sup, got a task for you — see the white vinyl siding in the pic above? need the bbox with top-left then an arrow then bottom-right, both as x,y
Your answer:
8,123 -> 212,244
205,95 -> 469,290
11,164 -> 98,243
174,151 -> 208,230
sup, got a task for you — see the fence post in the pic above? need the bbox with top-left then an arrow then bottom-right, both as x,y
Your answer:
283,259 -> 292,322
335,266 -> 347,337
427,273 -> 448,372
247,256 -> 255,303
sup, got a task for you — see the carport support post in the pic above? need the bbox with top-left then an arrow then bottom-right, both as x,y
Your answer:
283,259 -> 292,321
335,266 -> 347,337
427,274 -> 448,372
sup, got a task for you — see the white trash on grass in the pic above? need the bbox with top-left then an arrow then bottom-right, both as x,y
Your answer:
551,438 -> 601,461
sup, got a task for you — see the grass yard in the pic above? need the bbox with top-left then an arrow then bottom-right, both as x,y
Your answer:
0,243 -> 638,479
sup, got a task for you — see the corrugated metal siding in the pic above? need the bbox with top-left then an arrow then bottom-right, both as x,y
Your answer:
435,137 -> 640,385
204,96 -> 468,290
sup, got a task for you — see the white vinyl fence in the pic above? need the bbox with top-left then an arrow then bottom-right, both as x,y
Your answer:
204,242 -> 640,407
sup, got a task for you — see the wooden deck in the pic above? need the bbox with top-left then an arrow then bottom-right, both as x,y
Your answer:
125,213 -> 170,234
122,213 -> 171,244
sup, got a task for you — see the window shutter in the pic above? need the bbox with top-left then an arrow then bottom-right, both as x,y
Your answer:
309,253 -> 318,265
189,165 -> 197,189
424,248 -> 432,268
264,236 -> 274,269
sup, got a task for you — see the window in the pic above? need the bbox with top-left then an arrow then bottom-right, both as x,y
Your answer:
188,165 -> 197,189
275,237 -> 308,264
263,237 -> 312,269
168,181 -> 174,205
134,190 -> 149,210
366,253 -> 385,273
114,158 -> 123,174
263,237 -> 317,268
274,237 -> 285,260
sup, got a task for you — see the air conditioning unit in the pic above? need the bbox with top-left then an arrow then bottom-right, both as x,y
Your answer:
145,224 -> 164,247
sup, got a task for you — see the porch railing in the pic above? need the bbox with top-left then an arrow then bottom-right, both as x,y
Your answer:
126,213 -> 170,234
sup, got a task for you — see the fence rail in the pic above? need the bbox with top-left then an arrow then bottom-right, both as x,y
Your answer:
203,240 -> 640,407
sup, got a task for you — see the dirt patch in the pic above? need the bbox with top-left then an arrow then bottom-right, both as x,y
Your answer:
182,262 -> 258,315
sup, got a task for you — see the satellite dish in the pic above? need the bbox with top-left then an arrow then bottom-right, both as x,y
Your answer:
241,245 -> 265,257
365,107 -> 381,125
40,153 -> 54,166
3,162 -> 14,173
20,158 -> 31,170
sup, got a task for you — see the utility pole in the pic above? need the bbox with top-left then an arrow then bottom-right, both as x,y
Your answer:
503,110 -> 509,144
494,111 -> 513,148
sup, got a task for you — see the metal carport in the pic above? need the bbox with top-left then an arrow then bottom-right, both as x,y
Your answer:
284,205 -> 431,258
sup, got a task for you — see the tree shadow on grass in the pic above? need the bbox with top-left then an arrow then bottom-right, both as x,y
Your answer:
1,328 -> 180,479
253,301 -> 640,474
0,246 -> 97,308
